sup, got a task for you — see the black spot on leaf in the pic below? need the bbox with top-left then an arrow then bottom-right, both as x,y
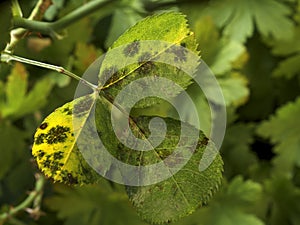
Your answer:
39,123 -> 48,130
74,96 -> 94,116
45,126 -> 70,144
123,41 -> 140,57
62,107 -> 72,115
66,173 -> 78,185
35,133 -> 47,145
37,149 -> 45,158
103,68 -> 128,86
167,46 -> 188,62
138,61 -> 155,75
138,52 -> 152,62
43,155 -> 51,168
196,136 -> 208,148
53,151 -> 64,160
100,66 -> 118,83
50,162 -> 61,175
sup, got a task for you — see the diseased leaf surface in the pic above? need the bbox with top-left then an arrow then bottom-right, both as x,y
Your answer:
32,94 -> 100,185
125,140 -> 223,224
31,12 -> 224,224
98,12 -> 199,108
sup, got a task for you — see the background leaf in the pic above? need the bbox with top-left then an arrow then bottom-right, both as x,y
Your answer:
45,181 -> 147,225
172,176 -> 264,225
0,62 -> 53,120
0,0 -> 300,224
257,97 -> 300,177
203,0 -> 294,43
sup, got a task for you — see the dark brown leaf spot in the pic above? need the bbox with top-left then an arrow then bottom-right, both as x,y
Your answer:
167,46 -> 188,62
100,66 -> 118,83
123,41 -> 140,57
53,151 -> 64,160
35,133 -> 47,145
37,149 -> 45,158
39,123 -> 48,130
45,126 -> 70,144
62,107 -> 72,115
74,96 -> 94,117
196,137 -> 209,148
66,173 -> 78,185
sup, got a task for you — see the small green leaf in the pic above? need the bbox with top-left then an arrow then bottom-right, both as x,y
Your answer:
173,176 -> 264,225
271,27 -> 300,80
257,97 -> 300,176
218,72 -> 249,106
265,177 -> 300,225
5,62 -> 28,114
193,16 -> 246,75
273,54 -> 300,79
45,182 -> 148,225
1,63 -> 54,119
204,0 -> 294,42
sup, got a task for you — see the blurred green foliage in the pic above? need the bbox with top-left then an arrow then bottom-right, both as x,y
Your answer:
0,0 -> 299,225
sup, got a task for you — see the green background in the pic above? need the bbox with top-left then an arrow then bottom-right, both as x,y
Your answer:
0,0 -> 300,224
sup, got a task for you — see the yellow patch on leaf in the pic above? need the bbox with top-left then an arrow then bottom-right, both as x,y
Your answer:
32,94 -> 100,185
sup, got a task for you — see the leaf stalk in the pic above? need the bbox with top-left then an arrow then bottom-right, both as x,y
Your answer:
0,52 -> 98,90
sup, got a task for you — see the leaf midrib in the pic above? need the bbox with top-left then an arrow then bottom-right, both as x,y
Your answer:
99,92 -> 192,209
99,33 -> 192,91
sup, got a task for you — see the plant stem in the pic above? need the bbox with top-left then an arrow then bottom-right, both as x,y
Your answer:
5,0 -> 53,53
0,174 -> 45,224
13,0 -> 118,35
0,52 -> 98,91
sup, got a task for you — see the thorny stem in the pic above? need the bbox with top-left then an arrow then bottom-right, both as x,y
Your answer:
12,0 -> 118,36
5,0 -> 53,53
0,174 -> 45,224
2,0 -> 118,90
5,0 -> 118,53
0,52 -> 98,91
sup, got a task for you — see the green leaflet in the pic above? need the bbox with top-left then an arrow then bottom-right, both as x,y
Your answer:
257,97 -> 300,177
98,12 -> 199,108
0,62 -> 53,120
265,177 -> 300,225
32,94 -> 101,185
174,176 -> 264,225
45,182 -> 148,225
124,132 -> 223,224
203,0 -> 294,43
271,26 -> 300,80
